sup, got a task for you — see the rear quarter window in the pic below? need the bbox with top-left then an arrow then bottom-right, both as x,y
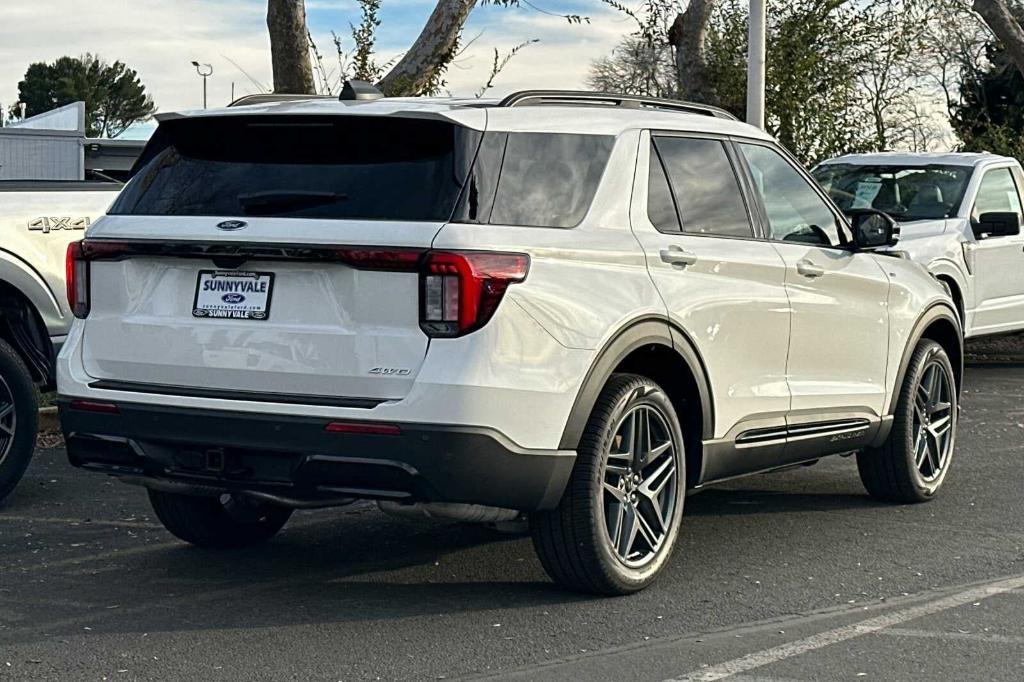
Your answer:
455,132 -> 615,228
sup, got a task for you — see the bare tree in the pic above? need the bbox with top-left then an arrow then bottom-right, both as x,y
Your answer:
973,0 -> 1024,76
588,36 -> 678,97
268,0 -> 316,94
668,0 -> 717,102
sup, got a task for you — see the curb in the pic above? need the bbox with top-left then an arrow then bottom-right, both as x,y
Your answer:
39,405 -> 59,432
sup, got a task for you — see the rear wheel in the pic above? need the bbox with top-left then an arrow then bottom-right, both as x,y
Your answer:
148,489 -> 293,548
0,339 -> 39,504
858,340 -> 957,503
531,374 -> 686,595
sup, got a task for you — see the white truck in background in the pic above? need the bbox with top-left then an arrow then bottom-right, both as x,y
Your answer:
814,153 -> 1024,338
0,180 -> 127,500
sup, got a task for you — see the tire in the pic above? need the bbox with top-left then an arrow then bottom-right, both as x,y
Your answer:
148,489 -> 293,548
531,373 -> 686,595
0,338 -> 39,504
858,339 -> 957,503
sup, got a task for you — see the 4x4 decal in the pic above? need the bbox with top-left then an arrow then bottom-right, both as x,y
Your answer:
28,217 -> 91,233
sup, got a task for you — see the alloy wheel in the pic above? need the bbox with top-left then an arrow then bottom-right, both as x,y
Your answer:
601,403 -> 680,568
0,375 -> 16,467
913,360 -> 954,482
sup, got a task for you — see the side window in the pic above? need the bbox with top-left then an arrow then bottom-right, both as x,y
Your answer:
739,143 -> 843,247
652,137 -> 753,238
647,145 -> 681,232
973,168 -> 1023,224
489,133 -> 614,228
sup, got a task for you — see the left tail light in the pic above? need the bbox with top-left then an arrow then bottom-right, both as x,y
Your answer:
66,240 -> 90,319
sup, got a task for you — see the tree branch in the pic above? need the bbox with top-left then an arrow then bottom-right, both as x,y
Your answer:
377,0 -> 478,96
268,0 -> 316,94
667,0 -> 717,103
973,0 -> 1024,77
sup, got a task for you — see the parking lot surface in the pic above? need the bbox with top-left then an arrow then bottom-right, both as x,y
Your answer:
1,356 -> 1022,680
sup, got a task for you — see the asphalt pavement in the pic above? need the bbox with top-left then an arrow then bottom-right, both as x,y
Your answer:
1,349 -> 1022,681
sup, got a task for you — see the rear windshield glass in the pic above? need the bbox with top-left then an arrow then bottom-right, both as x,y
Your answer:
111,116 -> 480,221
812,164 -> 972,222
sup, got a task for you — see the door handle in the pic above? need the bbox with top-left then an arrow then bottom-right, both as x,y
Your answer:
796,259 -> 825,278
660,246 -> 698,267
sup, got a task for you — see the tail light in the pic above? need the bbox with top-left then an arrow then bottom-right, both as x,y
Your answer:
66,241 -> 90,319
420,251 -> 529,338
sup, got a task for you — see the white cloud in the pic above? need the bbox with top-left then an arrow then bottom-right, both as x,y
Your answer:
1,1 -> 275,114
1,1 -> 629,118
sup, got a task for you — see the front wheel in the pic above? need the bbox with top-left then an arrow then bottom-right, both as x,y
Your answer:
531,374 -> 686,595
858,340 -> 957,503
149,490 -> 293,548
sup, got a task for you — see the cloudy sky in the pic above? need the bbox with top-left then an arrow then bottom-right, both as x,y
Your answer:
2,0 -> 631,136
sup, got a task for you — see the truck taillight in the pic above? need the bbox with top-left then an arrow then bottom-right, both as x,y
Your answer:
419,252 -> 529,338
66,241 -> 90,319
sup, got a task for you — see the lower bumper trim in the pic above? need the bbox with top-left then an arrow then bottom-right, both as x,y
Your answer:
59,399 -> 575,511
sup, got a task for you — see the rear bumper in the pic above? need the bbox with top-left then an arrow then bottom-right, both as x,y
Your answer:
59,400 -> 576,511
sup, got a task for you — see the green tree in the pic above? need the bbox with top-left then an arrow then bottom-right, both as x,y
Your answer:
13,54 -> 155,138
952,41 -> 1024,158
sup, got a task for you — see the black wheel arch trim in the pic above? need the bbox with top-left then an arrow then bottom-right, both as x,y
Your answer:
885,302 -> 963,417
557,316 -> 714,450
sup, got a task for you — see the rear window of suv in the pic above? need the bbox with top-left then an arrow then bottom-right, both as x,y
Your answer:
112,115 -> 480,221
114,115 -> 615,228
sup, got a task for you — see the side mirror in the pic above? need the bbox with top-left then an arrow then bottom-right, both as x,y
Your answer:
972,212 -> 1021,239
847,209 -> 900,250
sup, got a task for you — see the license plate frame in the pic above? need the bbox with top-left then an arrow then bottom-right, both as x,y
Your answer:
192,270 -> 275,321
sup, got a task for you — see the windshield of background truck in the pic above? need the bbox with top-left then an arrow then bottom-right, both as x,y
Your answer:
813,164 -> 972,222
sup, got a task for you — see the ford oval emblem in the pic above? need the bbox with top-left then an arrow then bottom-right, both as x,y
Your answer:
216,220 -> 247,231
222,293 -> 246,304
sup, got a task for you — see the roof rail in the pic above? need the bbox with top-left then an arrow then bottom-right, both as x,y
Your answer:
498,90 -> 739,121
227,93 -> 334,107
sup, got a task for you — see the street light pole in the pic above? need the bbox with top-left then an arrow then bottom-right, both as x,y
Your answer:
746,0 -> 767,130
191,61 -> 213,109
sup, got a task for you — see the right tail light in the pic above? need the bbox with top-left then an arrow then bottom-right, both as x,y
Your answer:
419,251 -> 530,338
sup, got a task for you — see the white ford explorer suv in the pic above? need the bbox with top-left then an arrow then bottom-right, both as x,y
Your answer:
814,152 -> 1024,338
58,88 -> 962,595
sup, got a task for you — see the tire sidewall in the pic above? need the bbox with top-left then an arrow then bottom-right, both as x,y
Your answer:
0,341 -> 38,502
590,380 -> 686,591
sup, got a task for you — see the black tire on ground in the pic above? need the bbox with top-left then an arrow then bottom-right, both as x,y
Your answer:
858,339 -> 957,503
0,338 -> 39,503
148,489 -> 293,548
530,373 -> 686,595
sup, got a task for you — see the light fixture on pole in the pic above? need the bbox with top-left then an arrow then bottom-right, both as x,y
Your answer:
191,61 -> 213,109
746,0 -> 767,130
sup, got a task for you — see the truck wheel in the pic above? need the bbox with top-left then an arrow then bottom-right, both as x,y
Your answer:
0,338 -> 39,503
148,490 -> 293,548
858,340 -> 957,503
531,373 -> 686,595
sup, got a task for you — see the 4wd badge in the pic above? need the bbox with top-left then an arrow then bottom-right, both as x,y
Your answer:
28,217 -> 91,234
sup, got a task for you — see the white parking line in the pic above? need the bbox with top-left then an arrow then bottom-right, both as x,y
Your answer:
669,573 -> 1024,682
880,627 -> 1024,645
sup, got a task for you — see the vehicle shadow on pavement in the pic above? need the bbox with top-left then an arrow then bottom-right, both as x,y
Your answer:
684,487 -> 881,516
0,451 -> 959,645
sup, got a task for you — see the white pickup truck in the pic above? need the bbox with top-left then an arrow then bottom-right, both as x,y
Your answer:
0,180 -> 124,500
814,153 -> 1024,338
